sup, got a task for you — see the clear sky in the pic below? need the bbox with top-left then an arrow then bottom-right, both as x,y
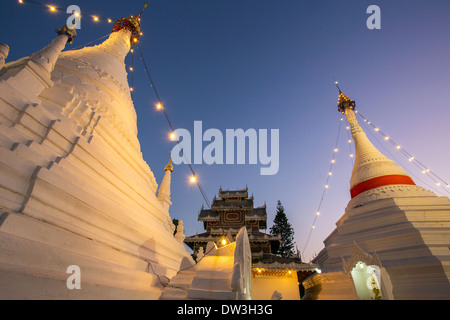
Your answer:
2,0 -> 450,261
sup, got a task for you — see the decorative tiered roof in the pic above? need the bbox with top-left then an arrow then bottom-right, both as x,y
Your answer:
184,187 -> 281,259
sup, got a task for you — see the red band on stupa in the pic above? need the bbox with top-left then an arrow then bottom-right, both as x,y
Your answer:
350,175 -> 416,198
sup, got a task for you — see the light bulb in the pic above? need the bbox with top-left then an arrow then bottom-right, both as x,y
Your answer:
190,175 -> 197,183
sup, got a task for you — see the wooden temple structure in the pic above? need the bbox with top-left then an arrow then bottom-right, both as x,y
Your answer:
184,187 -> 318,299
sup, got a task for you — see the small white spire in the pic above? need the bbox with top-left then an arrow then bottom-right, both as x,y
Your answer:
157,155 -> 174,211
0,26 -> 74,102
175,220 -> 186,243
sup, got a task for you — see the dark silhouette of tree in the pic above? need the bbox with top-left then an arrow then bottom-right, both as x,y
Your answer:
270,200 -> 295,257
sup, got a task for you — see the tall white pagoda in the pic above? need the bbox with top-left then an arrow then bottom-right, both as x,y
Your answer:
0,11 -> 195,299
302,86 -> 450,300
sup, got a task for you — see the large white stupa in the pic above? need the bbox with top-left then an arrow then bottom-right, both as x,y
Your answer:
302,86 -> 450,300
0,12 -> 195,299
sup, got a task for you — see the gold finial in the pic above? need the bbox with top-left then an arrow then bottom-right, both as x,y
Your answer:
137,2 -> 149,18
112,2 -> 149,46
164,152 -> 174,172
335,82 -> 356,114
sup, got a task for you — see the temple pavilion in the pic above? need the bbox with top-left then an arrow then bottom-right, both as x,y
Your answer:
184,187 -> 318,299
184,187 -> 280,260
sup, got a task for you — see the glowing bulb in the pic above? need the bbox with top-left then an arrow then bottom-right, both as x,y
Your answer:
316,211 -> 320,216
108,18 -> 112,23
312,225 -> 315,229
288,270 -> 292,274
335,81 -> 338,85
396,145 -> 401,150
221,239 -> 227,246
446,184 -> 450,188
190,175 -> 197,183
334,148 -> 338,152
258,269 -> 262,273
130,87 -> 134,92
348,139 -> 352,143
408,156 -> 415,162
130,49 -> 134,53
328,172 -> 332,176
436,182 -> 441,186
129,67 -> 133,71
133,38 -> 138,43
49,6 -> 56,12
331,159 -> 336,164
384,136 -> 390,140
325,184 -> 329,189
350,154 -> 354,158
18,0 -> 24,3
169,132 -> 177,141
346,126 -> 350,130
374,128 -> 380,132
93,16 -> 99,22
156,103 -> 163,110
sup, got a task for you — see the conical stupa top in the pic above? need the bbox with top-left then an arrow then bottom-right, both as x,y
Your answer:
336,86 -> 416,199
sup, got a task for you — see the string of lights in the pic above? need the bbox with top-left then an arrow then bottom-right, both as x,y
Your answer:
358,116 -> 444,196
135,45 -> 212,209
356,111 -> 450,195
346,121 -> 354,168
16,0 -> 119,24
301,117 -> 343,258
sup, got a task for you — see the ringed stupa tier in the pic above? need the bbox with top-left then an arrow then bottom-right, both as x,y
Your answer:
336,84 -> 435,207
0,10 -> 194,299
302,86 -> 450,300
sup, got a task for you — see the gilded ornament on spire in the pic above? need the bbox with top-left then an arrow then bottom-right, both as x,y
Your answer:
335,82 -> 356,114
164,154 -> 174,172
112,2 -> 149,46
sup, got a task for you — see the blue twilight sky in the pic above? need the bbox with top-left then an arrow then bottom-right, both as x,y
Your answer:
2,0 -> 450,261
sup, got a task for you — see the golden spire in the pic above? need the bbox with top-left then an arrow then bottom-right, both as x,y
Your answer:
164,153 -> 174,172
335,82 -> 356,114
112,2 -> 149,46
